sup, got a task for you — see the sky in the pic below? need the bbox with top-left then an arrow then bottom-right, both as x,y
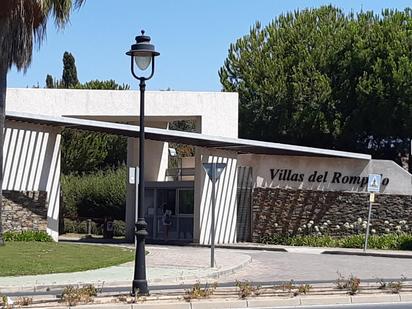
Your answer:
7,0 -> 412,92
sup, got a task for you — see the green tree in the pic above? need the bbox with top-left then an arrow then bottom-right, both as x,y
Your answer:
219,6 -> 412,160
62,51 -> 79,88
0,0 -> 85,245
74,79 -> 129,90
61,78 -> 129,175
62,130 -> 127,175
45,74 -> 55,89
46,53 -> 129,174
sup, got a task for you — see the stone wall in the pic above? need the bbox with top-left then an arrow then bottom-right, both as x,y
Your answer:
1,191 -> 48,232
252,187 -> 412,242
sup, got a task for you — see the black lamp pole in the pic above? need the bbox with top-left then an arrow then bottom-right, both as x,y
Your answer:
126,30 -> 159,296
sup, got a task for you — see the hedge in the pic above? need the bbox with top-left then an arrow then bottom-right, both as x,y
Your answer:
61,167 -> 126,220
3,231 -> 53,242
261,233 -> 412,250
63,219 -> 126,237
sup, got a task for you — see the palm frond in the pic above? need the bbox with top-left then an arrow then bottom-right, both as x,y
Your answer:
0,0 -> 86,71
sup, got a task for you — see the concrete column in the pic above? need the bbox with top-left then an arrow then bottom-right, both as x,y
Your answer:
2,122 -> 61,241
196,149 -> 238,245
126,137 -> 139,242
193,147 -> 202,243
125,121 -> 169,242
193,118 -> 202,243
144,121 -> 169,181
45,131 -> 61,241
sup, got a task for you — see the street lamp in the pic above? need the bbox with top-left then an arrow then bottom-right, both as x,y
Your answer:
126,30 -> 159,296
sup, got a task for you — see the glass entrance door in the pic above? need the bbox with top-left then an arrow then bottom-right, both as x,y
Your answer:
155,189 -> 177,240
177,189 -> 194,241
144,185 -> 194,242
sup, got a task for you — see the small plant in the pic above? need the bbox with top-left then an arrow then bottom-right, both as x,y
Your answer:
335,272 -> 349,290
278,280 -> 296,293
376,276 -> 405,294
388,276 -> 406,294
388,281 -> 403,294
117,295 -> 128,303
15,297 -> 33,306
335,272 -> 361,295
235,280 -> 260,299
61,284 -> 97,306
1,295 -> 13,309
347,275 -> 361,295
183,282 -> 218,302
294,284 -> 312,296
377,278 -> 387,290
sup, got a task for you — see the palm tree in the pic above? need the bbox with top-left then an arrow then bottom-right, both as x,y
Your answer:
0,0 -> 85,245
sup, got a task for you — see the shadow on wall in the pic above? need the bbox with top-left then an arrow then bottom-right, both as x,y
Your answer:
199,152 -> 238,245
1,191 -> 48,232
237,166 -> 253,242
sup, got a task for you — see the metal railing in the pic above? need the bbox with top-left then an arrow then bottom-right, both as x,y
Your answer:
165,167 -> 195,181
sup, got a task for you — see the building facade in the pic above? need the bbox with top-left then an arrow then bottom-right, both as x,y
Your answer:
3,88 -> 412,243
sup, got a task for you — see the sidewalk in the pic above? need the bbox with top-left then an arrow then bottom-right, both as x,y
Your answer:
0,245 -> 251,292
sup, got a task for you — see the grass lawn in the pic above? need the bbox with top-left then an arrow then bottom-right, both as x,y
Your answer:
0,242 -> 135,276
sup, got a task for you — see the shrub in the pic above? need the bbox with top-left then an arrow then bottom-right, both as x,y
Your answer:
338,235 -> 365,248
261,233 -> 412,251
61,167 -> 127,220
63,219 -> 103,235
335,273 -> 361,295
61,284 -> 97,306
113,220 -> 126,237
235,280 -> 260,299
63,219 -> 78,234
183,282 -> 218,302
3,231 -> 53,242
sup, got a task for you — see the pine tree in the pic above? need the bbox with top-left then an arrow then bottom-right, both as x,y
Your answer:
219,6 -> 412,160
62,52 -> 79,88
45,74 -> 54,89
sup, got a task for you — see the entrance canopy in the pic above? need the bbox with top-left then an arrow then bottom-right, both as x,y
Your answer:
6,111 -> 371,160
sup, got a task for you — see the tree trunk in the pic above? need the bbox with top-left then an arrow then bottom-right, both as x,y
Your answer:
0,63 -> 6,245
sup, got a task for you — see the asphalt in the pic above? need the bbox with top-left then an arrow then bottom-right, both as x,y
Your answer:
1,240 -> 412,294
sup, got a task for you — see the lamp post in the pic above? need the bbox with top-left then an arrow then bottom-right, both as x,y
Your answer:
126,30 -> 159,296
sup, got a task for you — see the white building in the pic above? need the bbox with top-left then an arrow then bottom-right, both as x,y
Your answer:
3,88 -> 412,242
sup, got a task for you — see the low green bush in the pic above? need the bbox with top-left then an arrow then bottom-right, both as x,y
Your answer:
61,167 -> 127,220
63,219 -> 103,235
261,233 -> 412,250
113,220 -> 126,237
63,219 -> 126,236
3,231 -> 53,242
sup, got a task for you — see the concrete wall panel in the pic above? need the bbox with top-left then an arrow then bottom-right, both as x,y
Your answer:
3,121 -> 61,240
197,149 -> 238,244
239,154 -> 412,195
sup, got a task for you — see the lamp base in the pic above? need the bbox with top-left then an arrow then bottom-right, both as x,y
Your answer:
131,279 -> 149,296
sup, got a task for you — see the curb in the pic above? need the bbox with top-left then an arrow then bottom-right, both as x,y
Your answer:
38,293 -> 412,308
210,243 -> 412,259
215,244 -> 287,252
322,250 -> 412,259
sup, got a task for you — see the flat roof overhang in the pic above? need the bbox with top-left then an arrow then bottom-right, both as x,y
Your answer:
6,111 -> 371,160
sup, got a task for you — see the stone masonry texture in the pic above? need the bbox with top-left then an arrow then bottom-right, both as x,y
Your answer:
1,191 -> 48,232
252,187 -> 412,242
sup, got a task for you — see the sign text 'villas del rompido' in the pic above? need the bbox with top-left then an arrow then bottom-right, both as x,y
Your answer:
270,168 -> 390,188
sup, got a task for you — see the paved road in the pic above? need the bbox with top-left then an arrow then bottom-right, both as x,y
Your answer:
219,249 -> 412,284
243,303 -> 412,309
